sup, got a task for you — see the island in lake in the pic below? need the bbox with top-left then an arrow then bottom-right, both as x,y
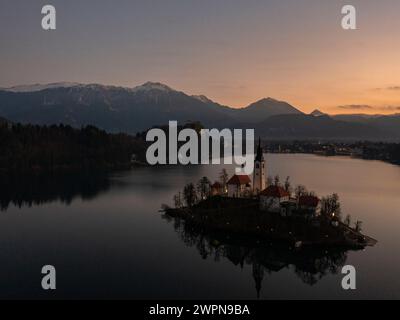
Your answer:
164,140 -> 377,249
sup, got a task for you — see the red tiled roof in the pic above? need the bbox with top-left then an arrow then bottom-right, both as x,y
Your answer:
260,185 -> 290,198
299,195 -> 320,207
212,182 -> 222,188
227,175 -> 251,185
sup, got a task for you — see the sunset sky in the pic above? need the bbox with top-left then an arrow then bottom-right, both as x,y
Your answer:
1,0 -> 400,114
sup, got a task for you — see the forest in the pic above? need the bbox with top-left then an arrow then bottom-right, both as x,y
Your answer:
0,122 -> 146,174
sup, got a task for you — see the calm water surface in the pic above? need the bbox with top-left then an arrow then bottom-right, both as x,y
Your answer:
0,154 -> 399,299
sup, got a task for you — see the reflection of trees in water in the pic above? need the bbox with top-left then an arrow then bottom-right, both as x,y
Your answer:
293,250 -> 347,286
163,214 -> 349,298
0,173 -> 112,211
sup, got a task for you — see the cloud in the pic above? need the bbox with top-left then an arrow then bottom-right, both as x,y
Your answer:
380,106 -> 400,111
336,104 -> 400,112
337,104 -> 374,110
373,86 -> 400,91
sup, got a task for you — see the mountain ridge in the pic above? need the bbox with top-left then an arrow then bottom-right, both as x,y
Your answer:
0,81 -> 399,141
0,82 -> 302,110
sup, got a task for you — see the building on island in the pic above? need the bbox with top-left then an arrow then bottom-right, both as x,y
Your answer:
227,175 -> 252,198
220,139 -> 323,220
259,185 -> 290,213
211,182 -> 224,196
279,200 -> 298,217
298,195 -> 321,218
225,137 -> 265,198
253,138 -> 266,195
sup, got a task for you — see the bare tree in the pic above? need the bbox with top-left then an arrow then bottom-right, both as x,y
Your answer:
355,220 -> 363,232
321,193 -> 342,219
173,192 -> 183,208
274,175 -> 280,186
284,176 -> 293,196
295,185 -> 308,199
219,169 -> 229,194
197,176 -> 211,200
183,183 -> 198,208
344,214 -> 351,227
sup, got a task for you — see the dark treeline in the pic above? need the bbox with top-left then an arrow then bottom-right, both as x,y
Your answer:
0,123 -> 146,173
266,140 -> 400,165
358,142 -> 400,164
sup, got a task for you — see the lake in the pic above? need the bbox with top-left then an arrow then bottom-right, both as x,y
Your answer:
0,154 -> 399,299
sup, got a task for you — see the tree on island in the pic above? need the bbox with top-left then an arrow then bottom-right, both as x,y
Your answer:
321,193 -> 342,219
219,169 -> 229,194
344,214 -> 352,227
274,175 -> 280,186
183,183 -> 198,208
284,176 -> 293,196
173,192 -> 183,209
295,185 -> 308,199
355,220 -> 363,232
197,176 -> 211,200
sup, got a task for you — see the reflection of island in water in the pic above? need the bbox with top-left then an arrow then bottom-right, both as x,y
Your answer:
0,173 -> 112,211
162,214 -> 350,298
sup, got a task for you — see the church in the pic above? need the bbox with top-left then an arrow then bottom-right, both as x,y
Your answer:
224,139 -> 321,218
227,139 -> 266,198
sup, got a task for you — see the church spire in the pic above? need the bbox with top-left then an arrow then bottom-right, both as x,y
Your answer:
255,137 -> 264,162
253,137 -> 266,194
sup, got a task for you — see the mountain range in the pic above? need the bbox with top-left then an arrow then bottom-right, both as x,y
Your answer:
0,82 -> 399,141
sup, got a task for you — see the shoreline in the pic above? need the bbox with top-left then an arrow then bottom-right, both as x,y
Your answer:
164,197 -> 377,250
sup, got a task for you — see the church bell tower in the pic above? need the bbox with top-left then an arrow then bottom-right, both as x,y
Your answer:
253,138 -> 266,194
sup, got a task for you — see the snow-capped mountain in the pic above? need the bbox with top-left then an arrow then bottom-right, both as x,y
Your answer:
3,81 -> 177,94
0,81 -> 305,131
310,109 -> 328,117
132,82 -> 175,93
2,82 -> 82,93
192,95 -> 216,104
0,82 -> 233,132
0,81 -> 397,140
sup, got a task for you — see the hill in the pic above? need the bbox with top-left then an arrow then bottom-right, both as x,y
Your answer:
252,114 -> 390,141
